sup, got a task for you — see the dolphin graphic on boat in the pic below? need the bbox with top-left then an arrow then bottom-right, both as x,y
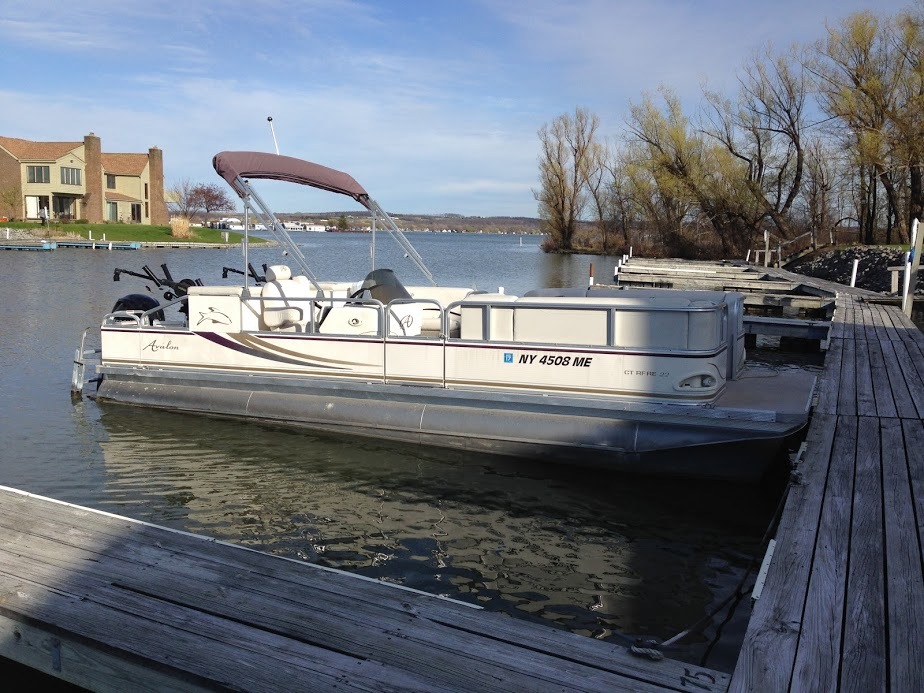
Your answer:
197,308 -> 232,326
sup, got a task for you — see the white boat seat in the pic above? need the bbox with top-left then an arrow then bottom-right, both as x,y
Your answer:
262,266 -> 313,331
406,286 -> 474,333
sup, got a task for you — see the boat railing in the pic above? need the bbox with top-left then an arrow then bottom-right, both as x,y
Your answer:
103,295 -> 190,328
102,291 -> 738,361
445,297 -> 731,354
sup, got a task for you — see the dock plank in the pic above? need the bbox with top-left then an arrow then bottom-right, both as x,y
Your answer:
853,336 -> 877,417
878,339 -> 919,419
728,413 -> 837,692
0,487 -> 724,692
885,338 -> 924,419
839,416 -> 886,691
881,418 -> 924,693
813,339 -> 842,416
836,338 -> 857,416
789,415 -> 856,692
0,498 -> 713,691
866,338 -> 898,419
0,532 -> 624,693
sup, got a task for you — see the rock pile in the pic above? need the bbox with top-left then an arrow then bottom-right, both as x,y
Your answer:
0,227 -> 40,241
787,245 -> 921,295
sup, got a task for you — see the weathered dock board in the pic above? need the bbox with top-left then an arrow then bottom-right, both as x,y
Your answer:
730,286 -> 924,691
0,486 -> 728,692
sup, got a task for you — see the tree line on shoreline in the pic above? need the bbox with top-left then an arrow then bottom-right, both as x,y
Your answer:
536,4 -> 924,259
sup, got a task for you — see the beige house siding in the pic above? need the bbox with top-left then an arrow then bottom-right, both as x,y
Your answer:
0,133 -> 166,224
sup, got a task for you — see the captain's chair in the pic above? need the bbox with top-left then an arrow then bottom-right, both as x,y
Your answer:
261,265 -> 309,331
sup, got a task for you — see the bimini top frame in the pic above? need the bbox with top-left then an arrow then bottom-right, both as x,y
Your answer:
213,151 -> 435,287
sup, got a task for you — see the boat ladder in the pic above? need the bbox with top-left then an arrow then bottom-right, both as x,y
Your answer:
71,327 -> 102,397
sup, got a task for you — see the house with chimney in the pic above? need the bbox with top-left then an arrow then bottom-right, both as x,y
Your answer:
0,133 -> 167,224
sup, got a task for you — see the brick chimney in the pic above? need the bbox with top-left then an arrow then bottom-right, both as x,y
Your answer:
148,146 -> 168,225
83,133 -> 103,223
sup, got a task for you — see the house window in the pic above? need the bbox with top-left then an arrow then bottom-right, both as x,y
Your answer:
61,167 -> 82,186
144,183 -> 149,200
106,174 -> 116,189
131,203 -> 142,223
107,201 -> 118,221
27,165 -> 50,184
54,196 -> 75,218
145,202 -> 149,218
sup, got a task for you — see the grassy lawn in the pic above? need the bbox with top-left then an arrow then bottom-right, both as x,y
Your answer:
1,221 -> 266,244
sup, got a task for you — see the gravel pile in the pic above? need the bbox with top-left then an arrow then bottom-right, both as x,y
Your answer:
787,245 -> 921,294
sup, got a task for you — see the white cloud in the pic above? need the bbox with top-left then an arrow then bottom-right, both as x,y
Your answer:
0,0 -> 915,216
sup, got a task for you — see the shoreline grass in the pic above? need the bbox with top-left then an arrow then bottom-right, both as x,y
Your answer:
1,221 -> 264,244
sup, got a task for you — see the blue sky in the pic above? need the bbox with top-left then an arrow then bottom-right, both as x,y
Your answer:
0,0 -> 913,217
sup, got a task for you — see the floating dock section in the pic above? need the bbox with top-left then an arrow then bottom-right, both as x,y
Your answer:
56,240 -> 141,250
0,240 -> 56,251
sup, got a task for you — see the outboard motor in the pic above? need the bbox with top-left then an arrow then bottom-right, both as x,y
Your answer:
351,268 -> 411,303
111,293 -> 164,323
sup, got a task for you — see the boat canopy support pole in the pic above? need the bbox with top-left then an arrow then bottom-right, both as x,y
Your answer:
233,176 -> 324,293
242,198 -> 249,292
363,197 -> 436,285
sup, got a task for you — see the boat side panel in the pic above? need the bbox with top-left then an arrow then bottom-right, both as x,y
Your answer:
101,328 -> 386,380
385,339 -> 444,385
444,342 -> 726,400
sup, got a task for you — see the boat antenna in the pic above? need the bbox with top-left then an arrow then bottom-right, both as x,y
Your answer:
267,116 -> 280,155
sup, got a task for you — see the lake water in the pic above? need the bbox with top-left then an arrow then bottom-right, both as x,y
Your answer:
0,232 -> 809,673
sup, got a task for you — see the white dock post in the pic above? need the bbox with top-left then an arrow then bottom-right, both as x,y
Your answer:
850,258 -> 859,287
903,218 -> 922,317
108,242 -> 113,250
498,286 -> 504,295
746,249 -> 751,263
88,230 -> 93,240
629,246 -> 633,258
102,233 -> 106,241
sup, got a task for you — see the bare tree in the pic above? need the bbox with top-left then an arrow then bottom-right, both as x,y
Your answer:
704,47 -> 808,243
535,107 -> 599,251
167,178 -> 205,220
627,89 -> 724,254
0,184 -> 21,220
584,140 -> 620,254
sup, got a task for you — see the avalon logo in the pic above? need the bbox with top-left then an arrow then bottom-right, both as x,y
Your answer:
503,352 -> 513,363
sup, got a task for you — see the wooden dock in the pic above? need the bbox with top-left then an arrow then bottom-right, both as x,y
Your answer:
730,289 -> 924,691
0,486 -> 728,692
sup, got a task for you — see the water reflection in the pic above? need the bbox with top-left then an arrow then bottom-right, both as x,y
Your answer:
94,403 -> 782,670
